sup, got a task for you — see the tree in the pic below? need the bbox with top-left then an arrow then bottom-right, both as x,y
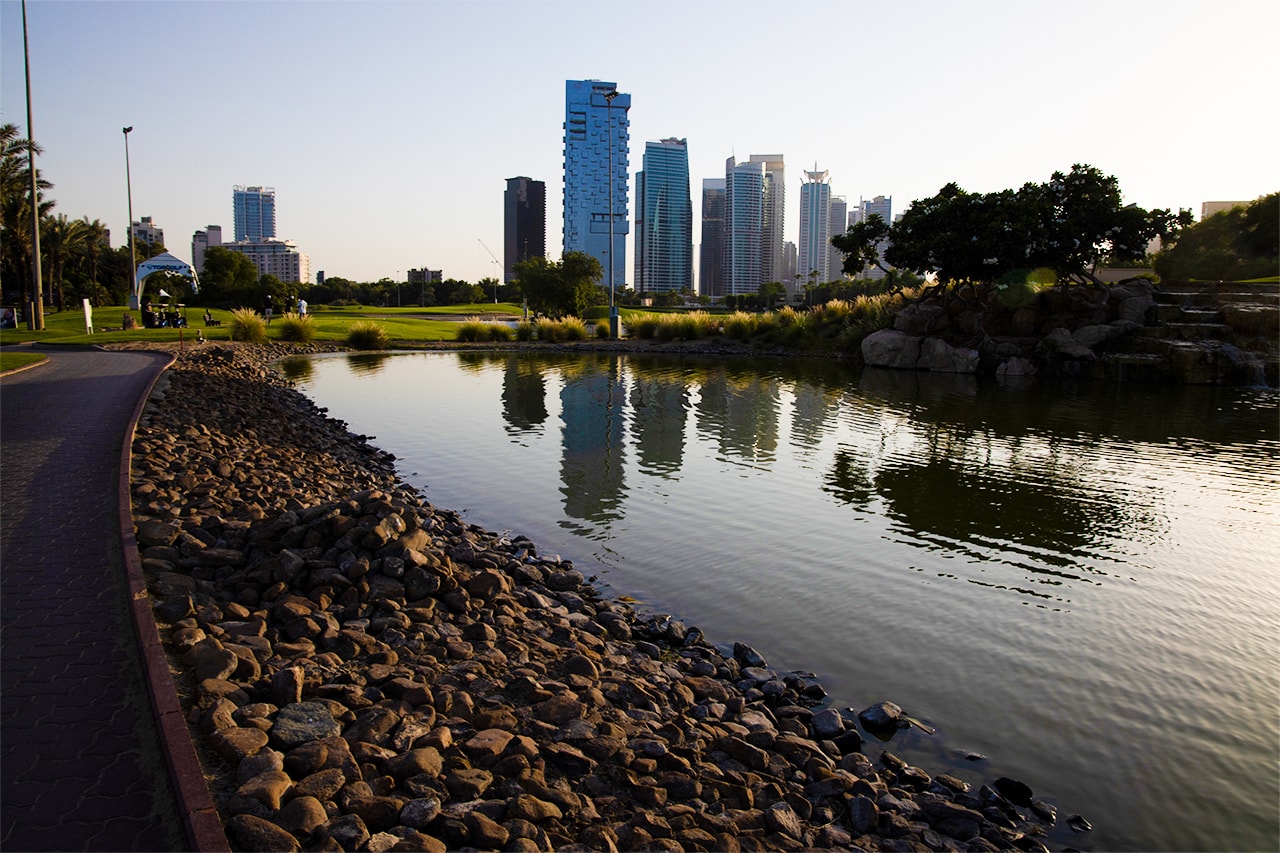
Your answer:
1,123 -> 54,301
41,214 -> 87,309
1153,192 -> 1279,281
198,246 -> 259,307
832,213 -> 893,283
758,280 -> 786,306
514,252 -> 604,319
874,165 -> 1190,289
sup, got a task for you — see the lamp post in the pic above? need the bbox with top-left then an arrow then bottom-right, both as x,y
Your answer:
22,0 -> 43,329
604,88 -> 619,339
123,126 -> 138,310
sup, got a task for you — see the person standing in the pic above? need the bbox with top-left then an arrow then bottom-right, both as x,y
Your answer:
297,298 -> 308,316
264,293 -> 274,324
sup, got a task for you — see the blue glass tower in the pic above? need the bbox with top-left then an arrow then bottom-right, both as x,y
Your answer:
634,138 -> 692,294
563,80 -> 630,290
233,185 -> 276,242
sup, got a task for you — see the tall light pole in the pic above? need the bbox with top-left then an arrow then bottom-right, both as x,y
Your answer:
22,0 -> 43,329
604,88 -> 619,339
123,126 -> 138,310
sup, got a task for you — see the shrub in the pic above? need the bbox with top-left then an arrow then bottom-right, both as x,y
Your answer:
515,320 -> 534,342
229,307 -> 267,344
487,323 -> 514,342
626,313 -> 660,339
533,317 -> 563,342
723,311 -> 757,341
346,320 -> 389,350
560,317 -> 588,341
276,312 -> 316,343
595,320 -> 611,339
455,318 -> 489,342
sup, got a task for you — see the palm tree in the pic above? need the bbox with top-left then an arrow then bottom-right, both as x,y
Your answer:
42,214 -> 87,310
1,123 -> 55,299
73,217 -> 111,305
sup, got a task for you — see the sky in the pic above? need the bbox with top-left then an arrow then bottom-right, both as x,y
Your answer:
2,0 -> 1277,285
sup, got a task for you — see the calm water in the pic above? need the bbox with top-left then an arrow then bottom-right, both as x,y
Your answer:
285,350 -> 1280,853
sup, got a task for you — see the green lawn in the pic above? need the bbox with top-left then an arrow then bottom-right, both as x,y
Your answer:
0,352 -> 47,373
0,303 -> 526,347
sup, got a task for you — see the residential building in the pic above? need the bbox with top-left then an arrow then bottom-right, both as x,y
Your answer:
783,241 -> 797,291
1201,200 -> 1248,218
504,177 -> 546,282
724,156 -> 764,296
191,225 -> 222,273
699,179 -> 726,298
634,138 -> 692,294
563,79 -> 630,291
131,216 -> 164,249
222,239 -> 311,284
408,269 -> 443,284
233,185 -> 276,242
798,168 -> 831,285
828,196 -> 848,282
748,154 -> 786,285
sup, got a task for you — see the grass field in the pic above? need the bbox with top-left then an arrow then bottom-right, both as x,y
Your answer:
0,352 -> 47,373
0,303 -> 526,347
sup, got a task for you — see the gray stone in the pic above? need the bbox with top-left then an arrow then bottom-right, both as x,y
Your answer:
272,701 -> 340,749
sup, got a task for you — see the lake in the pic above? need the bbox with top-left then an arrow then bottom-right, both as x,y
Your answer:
283,349 -> 1280,853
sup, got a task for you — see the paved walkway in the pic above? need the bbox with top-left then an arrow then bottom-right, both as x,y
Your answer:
1,347 -> 223,852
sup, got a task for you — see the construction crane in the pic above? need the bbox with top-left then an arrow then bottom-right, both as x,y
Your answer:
477,238 -> 501,303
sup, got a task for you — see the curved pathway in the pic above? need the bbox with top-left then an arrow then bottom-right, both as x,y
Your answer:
1,346 -> 224,852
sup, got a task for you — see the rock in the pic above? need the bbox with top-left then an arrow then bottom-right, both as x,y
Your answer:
275,795 -> 328,837
993,776 -> 1034,806
1067,813 -> 1093,832
918,336 -> 979,373
810,708 -> 845,739
861,329 -> 922,369
764,801 -> 803,840
857,701 -> 904,731
465,810 -> 510,848
400,797 -> 442,829
272,701 -> 341,749
732,642 -> 767,668
225,814 -> 301,852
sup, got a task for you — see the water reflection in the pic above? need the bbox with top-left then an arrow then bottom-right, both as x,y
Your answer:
559,357 -> 626,530
277,355 -> 315,382
346,352 -> 393,375
502,355 -> 548,434
695,366 -> 781,466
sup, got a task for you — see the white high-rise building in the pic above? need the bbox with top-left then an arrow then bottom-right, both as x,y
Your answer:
191,225 -> 222,273
828,196 -> 848,282
724,156 -> 764,296
798,168 -> 831,284
748,154 -> 785,285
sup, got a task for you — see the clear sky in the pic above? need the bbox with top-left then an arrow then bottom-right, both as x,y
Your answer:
2,0 -> 1277,285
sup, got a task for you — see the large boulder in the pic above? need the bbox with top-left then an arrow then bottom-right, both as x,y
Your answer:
862,330 -> 922,369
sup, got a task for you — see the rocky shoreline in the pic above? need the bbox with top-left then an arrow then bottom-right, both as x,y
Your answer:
128,342 -> 1085,852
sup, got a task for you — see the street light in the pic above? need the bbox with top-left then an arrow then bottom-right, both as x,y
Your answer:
22,0 -> 43,329
604,88 -> 619,339
123,126 -> 138,310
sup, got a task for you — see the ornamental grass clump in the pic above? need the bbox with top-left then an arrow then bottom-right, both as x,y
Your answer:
276,312 -> 316,343
515,320 -> 535,342
229,307 -> 267,344
722,311 -> 758,341
455,318 -> 489,342
487,323 -> 514,342
346,320 -> 389,350
625,314 -> 660,340
534,317 -> 589,342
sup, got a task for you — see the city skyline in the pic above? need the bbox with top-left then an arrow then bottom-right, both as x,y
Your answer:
1,0 -> 1276,285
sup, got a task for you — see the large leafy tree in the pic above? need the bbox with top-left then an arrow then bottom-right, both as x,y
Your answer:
514,252 -> 604,319
198,246 -> 260,308
1153,193 -> 1278,282
835,165 -> 1190,289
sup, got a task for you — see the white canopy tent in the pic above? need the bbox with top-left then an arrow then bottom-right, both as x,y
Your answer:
131,252 -> 200,309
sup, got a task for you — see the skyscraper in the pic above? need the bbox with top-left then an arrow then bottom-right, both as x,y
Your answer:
724,156 -> 764,296
798,168 -> 831,284
563,80 -> 630,290
828,195 -> 848,282
748,154 -> 785,285
233,185 -> 276,242
699,179 -> 726,298
857,195 -> 893,280
634,138 -> 692,294
504,177 -> 546,282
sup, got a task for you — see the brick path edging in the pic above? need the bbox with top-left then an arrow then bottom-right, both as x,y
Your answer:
116,351 -> 230,853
